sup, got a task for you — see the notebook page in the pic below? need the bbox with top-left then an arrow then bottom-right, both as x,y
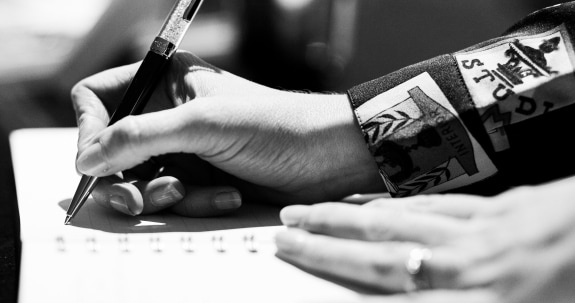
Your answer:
10,128 -> 365,303
10,127 -> 282,242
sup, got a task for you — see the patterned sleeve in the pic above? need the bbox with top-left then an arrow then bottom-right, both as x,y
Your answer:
347,2 -> 575,198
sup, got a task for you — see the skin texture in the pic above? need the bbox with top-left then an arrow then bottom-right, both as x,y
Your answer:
275,176 -> 575,302
72,50 -> 382,216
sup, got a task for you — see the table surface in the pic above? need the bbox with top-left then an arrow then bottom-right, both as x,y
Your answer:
0,153 -> 20,303
0,80 -> 76,303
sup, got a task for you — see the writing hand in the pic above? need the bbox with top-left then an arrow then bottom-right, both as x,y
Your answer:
72,51 -> 382,217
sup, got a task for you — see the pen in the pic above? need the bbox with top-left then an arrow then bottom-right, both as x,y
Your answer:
65,0 -> 205,225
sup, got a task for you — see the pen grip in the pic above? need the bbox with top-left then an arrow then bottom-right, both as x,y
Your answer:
109,51 -> 170,125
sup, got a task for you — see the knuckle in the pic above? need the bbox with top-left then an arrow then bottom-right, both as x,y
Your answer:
369,244 -> 401,290
438,258 -> 467,288
370,249 -> 394,277
364,198 -> 394,208
432,247 -> 473,288
362,210 -> 399,241
77,114 -> 90,129
70,83 -> 90,113
113,116 -> 144,155
70,82 -> 87,101
95,137 -> 112,170
300,203 -> 337,231
97,117 -> 143,168
406,195 -> 434,209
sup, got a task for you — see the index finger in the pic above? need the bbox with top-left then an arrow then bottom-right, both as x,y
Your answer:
71,63 -> 140,153
279,203 -> 468,245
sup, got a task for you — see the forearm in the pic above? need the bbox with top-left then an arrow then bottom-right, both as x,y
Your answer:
347,2 -> 575,197
294,92 -> 384,199
252,90 -> 384,203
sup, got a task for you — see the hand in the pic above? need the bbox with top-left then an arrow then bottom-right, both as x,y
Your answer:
72,51 -> 382,217
275,176 -> 575,303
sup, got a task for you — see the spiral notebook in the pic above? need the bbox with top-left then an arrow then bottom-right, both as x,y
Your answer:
10,128 -> 366,303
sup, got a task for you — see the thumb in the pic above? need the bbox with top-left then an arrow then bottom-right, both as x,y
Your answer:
76,104 -> 202,176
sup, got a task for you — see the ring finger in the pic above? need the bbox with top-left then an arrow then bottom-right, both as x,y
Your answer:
274,228 -> 464,293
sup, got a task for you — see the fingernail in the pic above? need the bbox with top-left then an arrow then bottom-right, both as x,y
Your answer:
150,183 -> 185,207
110,194 -> 137,216
77,143 -> 108,175
213,191 -> 241,210
279,205 -> 309,227
274,230 -> 305,255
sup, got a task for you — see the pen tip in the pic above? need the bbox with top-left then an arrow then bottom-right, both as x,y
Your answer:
64,216 -> 71,225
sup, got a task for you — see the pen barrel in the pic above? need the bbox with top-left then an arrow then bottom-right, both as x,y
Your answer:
108,51 -> 170,125
108,0 -> 206,125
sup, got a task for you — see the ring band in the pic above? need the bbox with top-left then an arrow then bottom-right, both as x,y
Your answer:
404,247 -> 433,292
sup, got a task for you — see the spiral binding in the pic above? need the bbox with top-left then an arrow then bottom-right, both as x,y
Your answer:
54,233 -> 263,254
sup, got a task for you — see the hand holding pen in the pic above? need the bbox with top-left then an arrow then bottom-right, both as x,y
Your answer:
66,0 -> 206,224
70,59 -> 381,221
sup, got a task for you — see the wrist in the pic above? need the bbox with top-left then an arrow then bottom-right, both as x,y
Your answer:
293,92 -> 385,200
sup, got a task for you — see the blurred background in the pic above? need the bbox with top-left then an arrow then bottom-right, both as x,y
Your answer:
0,0 -> 566,301
0,0 -> 565,129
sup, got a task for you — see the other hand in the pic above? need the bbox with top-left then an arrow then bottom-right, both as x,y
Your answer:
275,176 -> 575,303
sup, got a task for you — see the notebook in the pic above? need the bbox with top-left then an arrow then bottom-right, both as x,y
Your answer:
10,127 -> 367,303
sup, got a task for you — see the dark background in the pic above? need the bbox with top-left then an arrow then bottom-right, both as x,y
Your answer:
0,0 -> 564,301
